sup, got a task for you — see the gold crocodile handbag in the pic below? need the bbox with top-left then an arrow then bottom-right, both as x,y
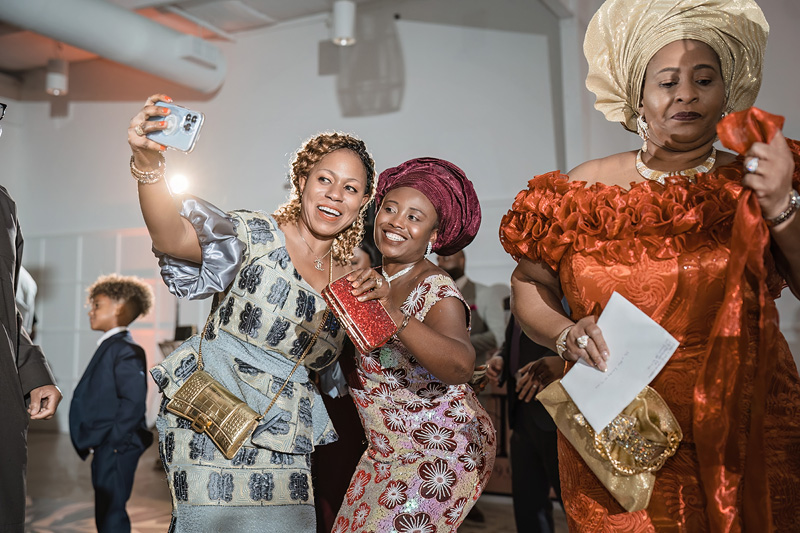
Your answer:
537,380 -> 682,512
167,263 -> 332,459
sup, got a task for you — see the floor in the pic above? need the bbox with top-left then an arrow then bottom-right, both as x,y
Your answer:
24,430 -> 567,532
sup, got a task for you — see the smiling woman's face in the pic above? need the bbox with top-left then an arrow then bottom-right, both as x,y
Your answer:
297,148 -> 368,239
639,39 -> 726,152
374,187 -> 438,263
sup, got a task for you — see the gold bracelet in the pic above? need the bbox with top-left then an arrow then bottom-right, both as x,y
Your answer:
392,311 -> 412,340
130,155 -> 165,184
765,189 -> 800,228
555,324 -> 574,361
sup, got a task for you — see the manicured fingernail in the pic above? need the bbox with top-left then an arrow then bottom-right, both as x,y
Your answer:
161,107 -> 170,114
164,96 -> 173,102
602,351 -> 609,360
159,121 -> 166,127
159,145 -> 166,151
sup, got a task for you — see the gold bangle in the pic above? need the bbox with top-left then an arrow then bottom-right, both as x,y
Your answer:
765,189 -> 800,228
130,155 -> 165,184
555,324 -> 574,361
392,311 -> 412,340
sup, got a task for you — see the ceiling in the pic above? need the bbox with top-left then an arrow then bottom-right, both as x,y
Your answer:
0,0 -> 567,101
0,0 -> 371,86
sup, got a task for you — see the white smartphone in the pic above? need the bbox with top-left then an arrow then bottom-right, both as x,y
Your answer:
146,101 -> 204,153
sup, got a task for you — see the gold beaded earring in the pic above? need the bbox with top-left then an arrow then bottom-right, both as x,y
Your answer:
637,115 -> 649,152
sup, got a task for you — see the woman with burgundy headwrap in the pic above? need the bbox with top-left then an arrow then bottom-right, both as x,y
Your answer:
332,157 -> 496,532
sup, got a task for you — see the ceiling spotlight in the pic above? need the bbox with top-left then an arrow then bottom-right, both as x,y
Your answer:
332,0 -> 356,46
45,58 -> 68,96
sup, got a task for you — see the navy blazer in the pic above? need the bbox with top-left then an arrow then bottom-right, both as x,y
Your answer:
69,331 -> 153,460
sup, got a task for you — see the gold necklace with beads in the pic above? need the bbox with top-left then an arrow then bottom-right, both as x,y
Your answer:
635,147 -> 717,186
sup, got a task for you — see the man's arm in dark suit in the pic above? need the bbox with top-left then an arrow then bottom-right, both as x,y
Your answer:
17,325 -> 56,397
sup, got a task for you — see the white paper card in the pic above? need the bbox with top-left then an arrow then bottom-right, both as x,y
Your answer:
560,291 -> 680,433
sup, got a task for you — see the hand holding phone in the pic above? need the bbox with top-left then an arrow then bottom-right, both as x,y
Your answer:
146,101 -> 204,153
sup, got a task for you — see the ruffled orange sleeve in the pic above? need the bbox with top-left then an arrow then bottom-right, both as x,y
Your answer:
499,171 -> 582,271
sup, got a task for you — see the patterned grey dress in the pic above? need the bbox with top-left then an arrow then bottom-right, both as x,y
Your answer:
150,198 -> 344,533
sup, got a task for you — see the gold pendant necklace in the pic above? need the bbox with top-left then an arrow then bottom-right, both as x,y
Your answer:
295,221 -> 332,271
635,147 -> 717,185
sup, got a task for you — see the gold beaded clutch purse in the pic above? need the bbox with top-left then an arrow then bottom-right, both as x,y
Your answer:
537,380 -> 682,512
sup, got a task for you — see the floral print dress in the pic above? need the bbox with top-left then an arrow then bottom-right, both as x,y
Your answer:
334,274 -> 496,533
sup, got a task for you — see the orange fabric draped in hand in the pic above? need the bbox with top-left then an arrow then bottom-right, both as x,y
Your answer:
696,107 -> 786,532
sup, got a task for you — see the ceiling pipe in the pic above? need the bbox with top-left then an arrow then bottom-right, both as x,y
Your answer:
0,0 -> 226,93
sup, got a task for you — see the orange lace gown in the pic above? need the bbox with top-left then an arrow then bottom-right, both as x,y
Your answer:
499,145 -> 800,532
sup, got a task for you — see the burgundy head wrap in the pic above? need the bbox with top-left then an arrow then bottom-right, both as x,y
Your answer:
375,157 -> 481,256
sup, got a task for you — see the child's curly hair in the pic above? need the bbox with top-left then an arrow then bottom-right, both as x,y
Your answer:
273,132 -> 376,265
87,274 -> 154,321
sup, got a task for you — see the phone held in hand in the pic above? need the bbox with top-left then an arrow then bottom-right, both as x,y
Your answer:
146,101 -> 204,153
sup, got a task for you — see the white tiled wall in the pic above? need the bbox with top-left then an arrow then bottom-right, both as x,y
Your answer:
24,227 -> 211,433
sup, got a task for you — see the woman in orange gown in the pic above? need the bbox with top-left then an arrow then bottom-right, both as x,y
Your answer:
499,0 -> 800,530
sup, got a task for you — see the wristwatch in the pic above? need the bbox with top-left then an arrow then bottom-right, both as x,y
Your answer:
555,325 -> 573,361
765,189 -> 800,228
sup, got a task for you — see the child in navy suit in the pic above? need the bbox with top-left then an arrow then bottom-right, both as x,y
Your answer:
69,274 -> 154,533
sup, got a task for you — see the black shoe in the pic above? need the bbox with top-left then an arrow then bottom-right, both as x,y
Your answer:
465,505 -> 485,523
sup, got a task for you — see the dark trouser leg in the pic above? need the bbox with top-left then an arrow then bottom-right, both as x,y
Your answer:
91,443 -> 143,533
0,371 -> 28,533
538,426 -> 561,505
510,405 -> 558,533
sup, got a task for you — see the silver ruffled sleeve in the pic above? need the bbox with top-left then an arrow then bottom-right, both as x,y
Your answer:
153,196 -> 245,300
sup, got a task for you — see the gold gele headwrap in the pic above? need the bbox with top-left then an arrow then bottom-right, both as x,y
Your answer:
584,0 -> 769,132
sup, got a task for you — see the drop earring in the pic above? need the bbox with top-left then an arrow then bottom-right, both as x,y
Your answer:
637,115 -> 649,152
425,241 -> 432,256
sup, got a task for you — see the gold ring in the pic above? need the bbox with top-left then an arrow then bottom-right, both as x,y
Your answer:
134,123 -> 145,136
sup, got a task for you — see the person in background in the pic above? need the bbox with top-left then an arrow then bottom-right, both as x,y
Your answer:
500,0 -> 800,529
336,157 -> 495,532
69,274 -> 155,533
127,94 -> 375,532
0,101 -> 62,533
15,265 -> 37,333
486,313 -> 563,533
349,238 -> 380,271
437,251 -> 508,368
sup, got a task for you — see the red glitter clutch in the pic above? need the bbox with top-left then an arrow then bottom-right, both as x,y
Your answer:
322,274 -> 398,354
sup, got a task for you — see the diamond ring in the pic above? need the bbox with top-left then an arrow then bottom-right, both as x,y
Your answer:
134,123 -> 146,136
375,276 -> 383,289
745,156 -> 759,173
576,335 -> 590,350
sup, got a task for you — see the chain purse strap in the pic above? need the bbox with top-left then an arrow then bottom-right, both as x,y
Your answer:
196,253 -> 333,419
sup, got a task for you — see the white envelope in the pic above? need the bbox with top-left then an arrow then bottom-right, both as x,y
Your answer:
560,291 -> 679,433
